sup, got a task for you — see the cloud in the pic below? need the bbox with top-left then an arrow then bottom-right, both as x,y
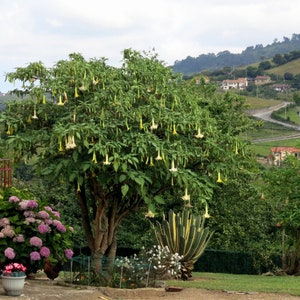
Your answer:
0,0 -> 299,92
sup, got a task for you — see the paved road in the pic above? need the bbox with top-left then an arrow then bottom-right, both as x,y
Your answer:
248,102 -> 300,143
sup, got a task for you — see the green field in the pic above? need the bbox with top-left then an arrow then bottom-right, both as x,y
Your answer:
266,57 -> 300,76
168,272 -> 300,296
243,98 -> 300,157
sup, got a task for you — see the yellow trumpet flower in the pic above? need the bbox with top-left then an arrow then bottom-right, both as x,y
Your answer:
42,94 -> 46,104
32,107 -> 38,119
217,171 -> 223,183
58,140 -> 64,152
169,160 -> 178,172
77,182 -> 81,192
155,150 -> 162,161
74,87 -> 79,98
235,142 -> 238,154
172,124 -> 177,135
203,204 -> 211,218
103,153 -> 111,165
6,125 -> 11,135
150,118 -> 158,130
182,188 -> 190,201
139,116 -> 143,129
64,91 -> 68,102
149,157 -> 154,167
195,128 -> 204,139
92,150 -> 97,164
145,210 -> 155,218
57,95 -> 64,106
65,135 -> 76,149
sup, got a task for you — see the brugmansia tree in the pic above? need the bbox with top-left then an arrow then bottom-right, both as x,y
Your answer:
151,209 -> 213,280
263,156 -> 300,275
0,50 -> 254,282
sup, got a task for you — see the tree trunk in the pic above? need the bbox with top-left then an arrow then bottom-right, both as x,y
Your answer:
75,178 -> 134,285
282,229 -> 300,275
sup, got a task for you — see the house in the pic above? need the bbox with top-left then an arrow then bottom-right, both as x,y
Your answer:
254,75 -> 271,85
271,84 -> 291,93
221,78 -> 248,90
270,146 -> 300,166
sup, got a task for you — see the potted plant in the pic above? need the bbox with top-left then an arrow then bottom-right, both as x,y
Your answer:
1,262 -> 27,296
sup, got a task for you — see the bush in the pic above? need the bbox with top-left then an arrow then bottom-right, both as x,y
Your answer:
113,245 -> 182,288
0,187 -> 74,274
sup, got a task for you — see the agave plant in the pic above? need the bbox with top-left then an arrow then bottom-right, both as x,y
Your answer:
151,209 -> 213,280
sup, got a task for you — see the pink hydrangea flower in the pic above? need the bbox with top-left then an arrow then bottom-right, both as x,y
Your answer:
0,217 -> 10,227
38,223 -> 51,234
8,196 -> 20,203
37,210 -> 50,219
30,251 -> 41,261
30,236 -> 43,248
19,200 -> 29,210
25,217 -> 36,224
27,200 -> 38,209
65,249 -> 74,259
52,211 -> 60,218
24,210 -> 35,218
4,247 -> 16,259
40,246 -> 50,257
2,225 -> 15,237
56,223 -> 66,232
52,220 -> 60,226
45,219 -> 53,225
44,206 -> 53,212
13,234 -> 25,243
0,232 -> 4,238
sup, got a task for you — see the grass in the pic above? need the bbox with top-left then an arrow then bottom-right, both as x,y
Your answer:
241,98 -> 300,156
244,97 -> 281,109
167,272 -> 300,296
266,57 -> 300,76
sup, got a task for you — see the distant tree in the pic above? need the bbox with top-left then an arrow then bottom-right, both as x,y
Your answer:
258,61 -> 272,70
272,54 -> 286,65
246,66 -> 258,78
283,36 -> 290,43
284,72 -> 294,81
292,74 -> 300,89
293,93 -> 300,106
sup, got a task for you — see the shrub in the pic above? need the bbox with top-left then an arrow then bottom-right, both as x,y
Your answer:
0,187 -> 74,274
113,245 -> 182,288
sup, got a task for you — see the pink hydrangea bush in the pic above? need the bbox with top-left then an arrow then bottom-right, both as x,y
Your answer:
0,188 -> 74,274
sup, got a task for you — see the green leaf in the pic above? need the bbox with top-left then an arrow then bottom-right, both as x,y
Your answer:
119,174 -> 127,182
121,184 -> 129,197
134,176 -> 144,187
154,195 -> 165,204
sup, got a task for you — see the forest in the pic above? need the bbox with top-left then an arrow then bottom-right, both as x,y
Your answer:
173,33 -> 300,75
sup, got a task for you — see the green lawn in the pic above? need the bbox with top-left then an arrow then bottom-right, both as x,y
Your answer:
167,272 -> 300,296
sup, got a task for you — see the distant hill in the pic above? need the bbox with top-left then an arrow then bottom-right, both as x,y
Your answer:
173,33 -> 300,76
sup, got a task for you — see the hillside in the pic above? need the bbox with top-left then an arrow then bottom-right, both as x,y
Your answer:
173,33 -> 300,75
266,57 -> 300,76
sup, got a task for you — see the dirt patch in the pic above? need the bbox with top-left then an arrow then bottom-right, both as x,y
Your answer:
1,277 -> 300,300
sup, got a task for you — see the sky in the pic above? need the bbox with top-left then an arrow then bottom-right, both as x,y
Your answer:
1,0 -> 299,92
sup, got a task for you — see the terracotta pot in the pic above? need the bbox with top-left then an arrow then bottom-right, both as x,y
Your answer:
1,275 -> 26,296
